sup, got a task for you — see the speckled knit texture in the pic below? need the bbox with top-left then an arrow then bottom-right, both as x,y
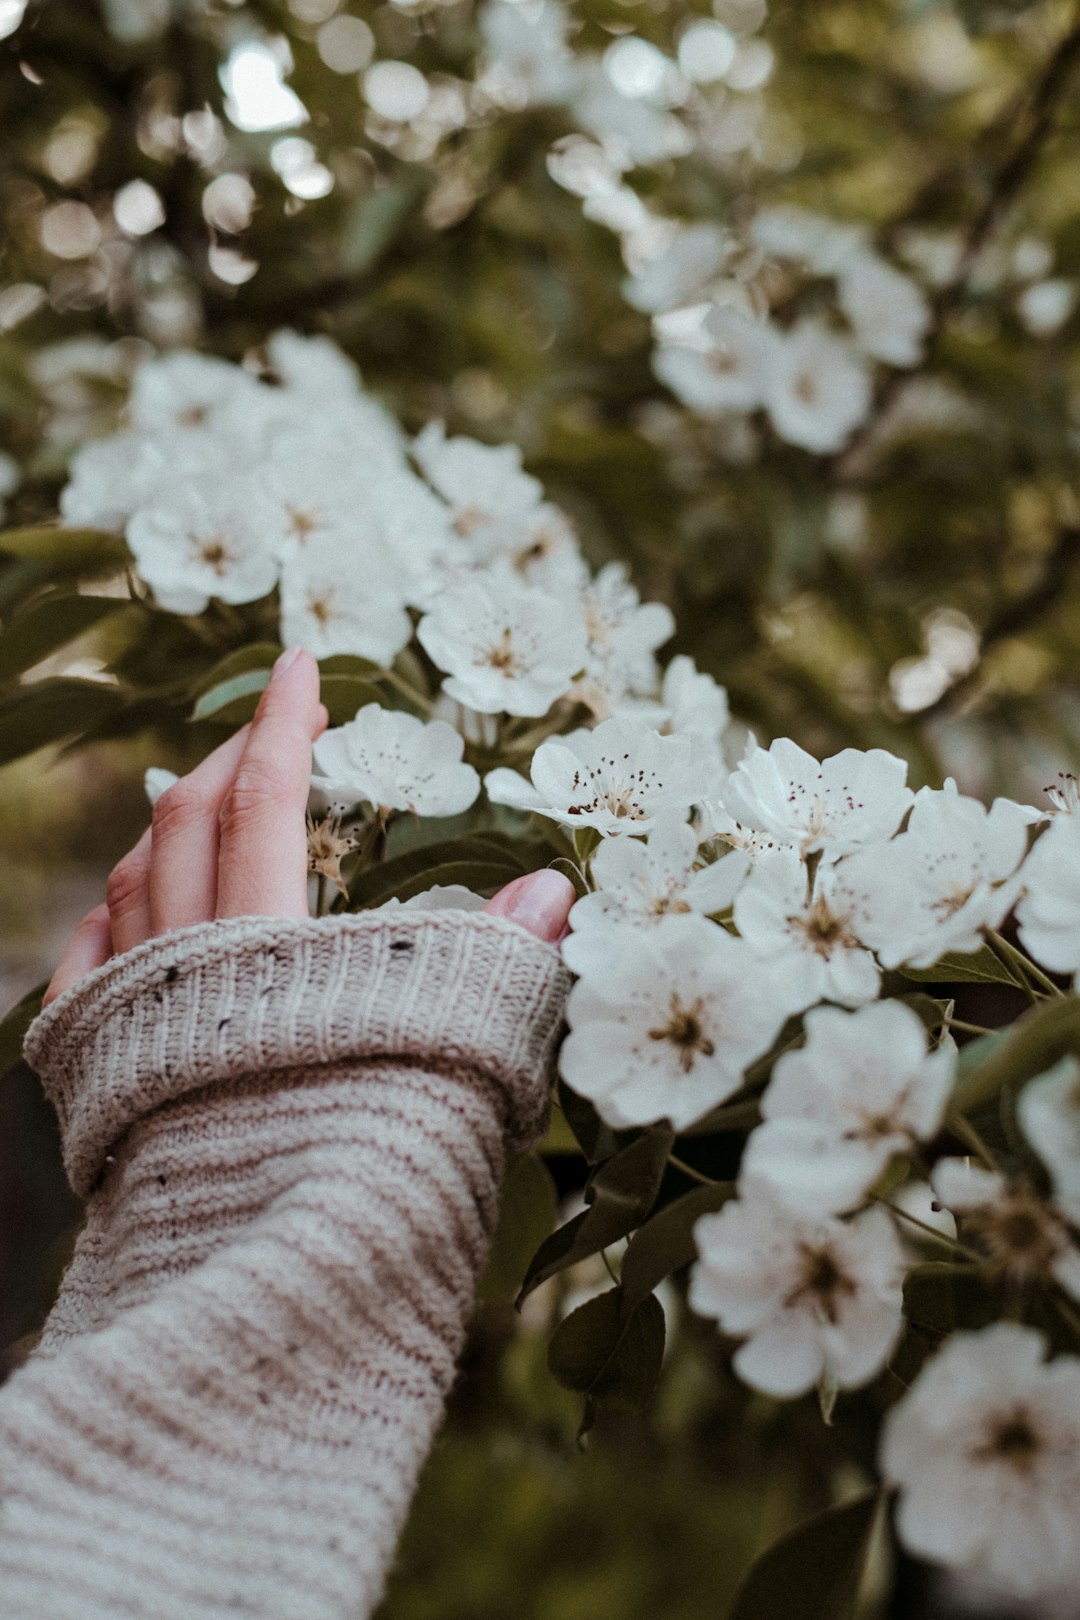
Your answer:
0,909 -> 570,1620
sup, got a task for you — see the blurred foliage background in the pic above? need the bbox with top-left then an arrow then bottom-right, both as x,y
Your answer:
3,0 -> 1080,1613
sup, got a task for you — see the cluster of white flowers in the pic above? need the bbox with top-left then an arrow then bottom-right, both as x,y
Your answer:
59,332 -> 1080,1607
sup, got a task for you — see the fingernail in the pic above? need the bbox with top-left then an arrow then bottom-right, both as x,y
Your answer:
502,869 -> 575,941
272,645 -> 304,681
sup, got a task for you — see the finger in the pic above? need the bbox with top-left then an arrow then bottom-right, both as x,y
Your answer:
44,903 -> 113,1005
149,724 -> 253,934
215,647 -> 323,919
106,826 -> 153,955
484,870 -> 575,944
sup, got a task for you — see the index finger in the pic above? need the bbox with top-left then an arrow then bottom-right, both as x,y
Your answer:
215,647 -> 325,919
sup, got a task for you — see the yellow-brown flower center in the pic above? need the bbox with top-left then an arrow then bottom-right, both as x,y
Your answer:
647,994 -> 715,1074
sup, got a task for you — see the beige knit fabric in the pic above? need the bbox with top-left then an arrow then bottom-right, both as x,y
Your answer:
0,909 -> 570,1620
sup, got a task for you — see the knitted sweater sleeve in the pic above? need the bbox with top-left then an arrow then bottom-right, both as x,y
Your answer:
0,909 -> 570,1620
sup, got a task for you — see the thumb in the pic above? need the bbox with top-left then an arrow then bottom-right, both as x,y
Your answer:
484,869 -> 575,944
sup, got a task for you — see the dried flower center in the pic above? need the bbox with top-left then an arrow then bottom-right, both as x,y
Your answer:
965,1180 -> 1066,1283
307,588 -> 336,626
287,505 -> 319,542
179,404 -> 209,428
1047,772 -> 1080,815
196,535 -> 232,575
976,1407 -> 1042,1475
932,881 -> 976,920
793,371 -> 818,405
709,347 -> 738,376
788,1244 -> 857,1324
791,894 -> 858,958
647,994 -> 715,1074
306,811 -> 361,899
481,627 -> 522,675
455,503 -> 488,538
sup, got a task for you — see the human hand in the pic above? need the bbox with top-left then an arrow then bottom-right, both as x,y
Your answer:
44,647 -> 575,1005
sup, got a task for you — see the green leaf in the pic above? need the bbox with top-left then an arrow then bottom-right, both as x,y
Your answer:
0,678 -> 127,766
953,994 -> 1080,1112
0,592 -> 138,684
341,177 -> 425,273
319,673 -> 389,726
900,945 -> 1023,988
317,653 -> 383,679
477,1153 -> 558,1303
555,1077 -> 620,1163
192,643 -> 281,695
348,835 -> 529,910
547,1288 -> 666,1414
190,667 -> 270,724
902,1262 -> 1000,1339
0,525 -> 129,571
619,1182 -> 735,1315
518,1124 -> 675,1303
381,857 -> 526,906
729,1493 -> 881,1620
0,982 -> 45,1074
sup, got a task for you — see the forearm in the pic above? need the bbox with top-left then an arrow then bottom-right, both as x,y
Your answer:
0,911 -> 568,1620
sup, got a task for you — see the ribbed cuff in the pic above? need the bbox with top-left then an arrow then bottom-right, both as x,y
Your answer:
25,911 -> 571,1197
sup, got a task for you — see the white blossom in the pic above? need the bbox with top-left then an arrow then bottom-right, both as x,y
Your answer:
764,320 -> 872,454
480,0 -> 577,106
653,307 -> 771,416
486,717 -> 707,836
560,915 -> 794,1129
1016,811 -> 1080,986
311,703 -> 480,817
126,350 -> 262,436
690,1189 -> 904,1396
880,1324 -> 1080,1601
742,1002 -> 954,1214
721,738 -> 912,860
930,1158 -> 1080,1302
125,476 -> 280,614
1018,1059 -> 1080,1225
278,532 -> 413,666
623,223 -> 732,314
413,421 -> 543,542
733,847 -> 882,1010
838,251 -> 932,368
144,766 -> 179,807
61,432 -> 195,531
576,562 -> 675,714
562,812 -> 749,971
266,328 -> 365,399
418,575 -> 586,716
844,781 -> 1031,969
750,205 -> 866,276
572,60 -> 692,170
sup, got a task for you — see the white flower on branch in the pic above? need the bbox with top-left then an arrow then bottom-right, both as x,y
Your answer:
732,847 -> 882,1009
417,575 -> 586,716
413,421 -> 543,543
576,562 -> 675,716
844,780 -> 1031,969
623,222 -> 732,315
838,250 -> 932,368
311,703 -> 480,818
930,1159 -> 1080,1302
1018,1059 -> 1080,1225
486,717 -> 707,835
720,738 -> 912,860
764,320 -> 873,454
562,812 -> 749,970
741,1002 -> 954,1215
61,432 -> 211,532
278,532 -> 413,666
266,329 -> 365,399
653,306 -> 771,416
1016,809 -> 1080,987
560,914 -> 794,1129
126,350 -> 262,437
479,0 -> 577,107
689,1189 -> 904,1397
880,1324 -> 1080,1602
125,476 -> 280,614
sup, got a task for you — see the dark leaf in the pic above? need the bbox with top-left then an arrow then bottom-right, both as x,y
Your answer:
900,946 -> 1023,989
477,1153 -> 557,1303
729,1493 -> 881,1620
190,667 -> 270,723
547,1288 -> 666,1415
192,643 -> 282,695
0,593 -> 139,684
317,653 -> 383,679
953,994 -> 1080,1112
319,673 -> 389,726
518,1124 -> 674,1302
0,679 -> 127,766
0,982 -> 46,1075
0,525 -> 129,571
348,834 -> 529,910
620,1182 -> 735,1315
556,1078 -> 621,1163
